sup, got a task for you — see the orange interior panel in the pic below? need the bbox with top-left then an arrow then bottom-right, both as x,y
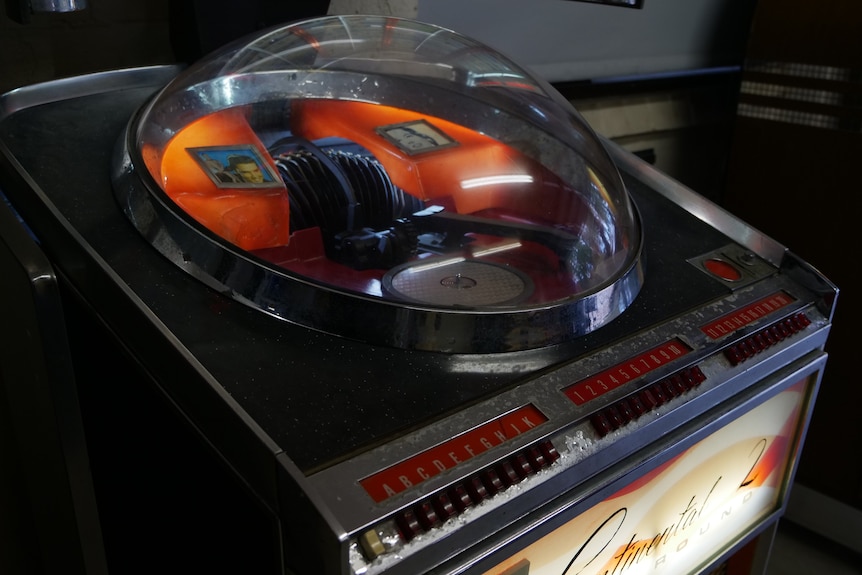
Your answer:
290,100 -> 542,216
148,100 -> 583,255
152,108 -> 290,251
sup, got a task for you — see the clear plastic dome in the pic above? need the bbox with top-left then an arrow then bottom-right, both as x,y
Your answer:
116,15 -> 643,352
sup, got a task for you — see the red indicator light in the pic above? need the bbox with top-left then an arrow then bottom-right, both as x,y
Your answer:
432,493 -> 456,521
539,440 -> 560,464
388,439 -> 565,544
497,461 -> 521,487
525,447 -> 547,471
415,502 -> 441,531
396,509 -> 422,541
661,379 -> 679,399
591,412 -> 613,437
466,476 -> 489,503
617,400 -> 635,423
629,395 -> 647,416
639,388 -> 659,410
481,468 -> 505,494
704,258 -> 742,281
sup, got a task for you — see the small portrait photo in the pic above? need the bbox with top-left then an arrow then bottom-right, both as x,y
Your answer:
188,145 -> 282,188
376,120 -> 458,155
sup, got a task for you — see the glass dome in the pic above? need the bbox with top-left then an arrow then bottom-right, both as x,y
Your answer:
114,15 -> 643,353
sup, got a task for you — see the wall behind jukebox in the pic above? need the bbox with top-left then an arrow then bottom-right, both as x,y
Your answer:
420,0 -> 759,204
0,0 -> 174,95
0,0 -> 331,95
722,0 -> 862,546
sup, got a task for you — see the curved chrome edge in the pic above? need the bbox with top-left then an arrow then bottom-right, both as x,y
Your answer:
0,65 -> 183,121
781,252 -> 839,322
112,119 -> 645,354
603,138 -> 788,267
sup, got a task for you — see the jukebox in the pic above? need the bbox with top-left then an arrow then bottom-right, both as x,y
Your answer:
0,16 -> 837,575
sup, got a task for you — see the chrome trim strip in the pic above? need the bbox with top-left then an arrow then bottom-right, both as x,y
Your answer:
604,138 -> 788,267
0,65 -> 182,121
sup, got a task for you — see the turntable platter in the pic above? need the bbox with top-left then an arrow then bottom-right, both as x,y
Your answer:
383,259 -> 533,307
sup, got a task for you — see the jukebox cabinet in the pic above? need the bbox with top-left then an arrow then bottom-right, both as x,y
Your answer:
0,16 -> 837,575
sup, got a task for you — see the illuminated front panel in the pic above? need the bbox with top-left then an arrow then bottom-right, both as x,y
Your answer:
483,376 -> 813,575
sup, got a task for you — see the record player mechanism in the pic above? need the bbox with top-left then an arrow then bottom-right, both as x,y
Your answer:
114,15 -> 643,352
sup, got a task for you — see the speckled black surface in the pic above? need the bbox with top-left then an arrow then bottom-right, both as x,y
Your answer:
0,83 -> 731,475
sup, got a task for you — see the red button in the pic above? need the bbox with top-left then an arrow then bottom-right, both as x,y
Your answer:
540,441 -> 560,464
396,509 -> 422,541
512,454 -> 533,479
704,258 -> 742,281
448,484 -> 473,512
415,502 -> 441,530
432,493 -> 456,521
526,446 -> 547,471
591,412 -> 612,437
